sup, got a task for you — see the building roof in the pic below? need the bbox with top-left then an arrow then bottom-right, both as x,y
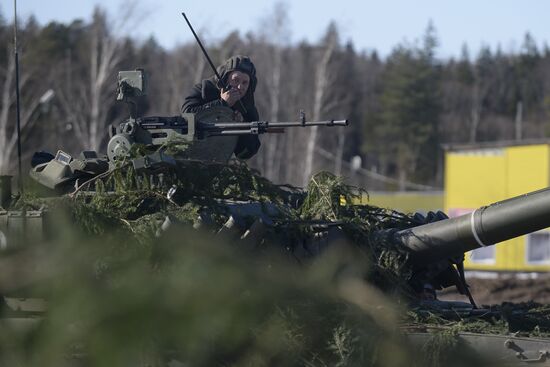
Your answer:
442,139 -> 550,152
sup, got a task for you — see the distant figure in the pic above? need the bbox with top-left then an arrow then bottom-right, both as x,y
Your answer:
182,55 -> 261,160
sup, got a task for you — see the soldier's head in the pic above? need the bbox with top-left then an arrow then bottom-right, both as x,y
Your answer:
217,55 -> 257,96
227,70 -> 250,99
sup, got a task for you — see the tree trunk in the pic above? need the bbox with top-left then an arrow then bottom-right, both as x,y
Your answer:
265,46 -> 282,181
0,48 -> 45,174
334,130 -> 345,176
56,8 -> 126,152
303,42 -> 335,186
469,83 -> 481,143
515,101 -> 523,141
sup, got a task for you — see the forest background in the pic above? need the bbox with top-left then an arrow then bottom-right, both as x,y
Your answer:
1,3 -> 549,190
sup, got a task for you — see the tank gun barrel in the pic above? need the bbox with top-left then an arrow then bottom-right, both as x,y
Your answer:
392,187 -> 550,266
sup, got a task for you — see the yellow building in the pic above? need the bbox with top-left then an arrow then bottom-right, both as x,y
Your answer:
445,141 -> 550,272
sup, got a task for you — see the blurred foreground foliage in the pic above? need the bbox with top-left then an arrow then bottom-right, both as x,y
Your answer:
3,164 -> 495,366
0,223 -> 495,367
0,224 -> 405,367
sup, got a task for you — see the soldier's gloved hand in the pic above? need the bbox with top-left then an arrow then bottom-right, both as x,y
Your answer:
221,88 -> 241,107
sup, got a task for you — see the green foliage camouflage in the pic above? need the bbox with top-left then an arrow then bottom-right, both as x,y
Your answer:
407,301 -> 550,338
15,158 -> 416,291
0,208 -> 417,366
7,158 -> 550,365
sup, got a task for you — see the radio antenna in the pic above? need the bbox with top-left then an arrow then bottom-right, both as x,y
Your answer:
13,0 -> 23,193
181,12 -> 247,115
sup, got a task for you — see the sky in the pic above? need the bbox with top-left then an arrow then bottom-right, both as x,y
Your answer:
5,0 -> 550,59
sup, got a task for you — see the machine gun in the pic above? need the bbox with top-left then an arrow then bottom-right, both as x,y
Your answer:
108,69 -> 348,163
28,69 -> 348,191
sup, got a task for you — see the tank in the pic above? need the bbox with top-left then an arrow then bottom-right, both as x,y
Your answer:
2,69 -> 550,366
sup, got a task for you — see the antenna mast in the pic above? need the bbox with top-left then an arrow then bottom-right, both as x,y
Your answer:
13,0 -> 23,193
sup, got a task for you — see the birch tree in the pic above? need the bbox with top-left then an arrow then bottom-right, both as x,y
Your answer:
254,2 -> 290,182
162,42 -> 207,114
302,24 -> 339,185
55,6 -> 134,152
0,42 -> 51,174
170,46 -> 206,112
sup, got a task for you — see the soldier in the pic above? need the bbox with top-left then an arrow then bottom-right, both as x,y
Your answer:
181,55 -> 261,160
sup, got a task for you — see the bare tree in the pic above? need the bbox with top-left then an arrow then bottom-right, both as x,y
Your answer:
162,44 -> 207,114
302,27 -> 338,185
0,45 -> 49,174
55,5 -> 136,152
254,2 -> 290,182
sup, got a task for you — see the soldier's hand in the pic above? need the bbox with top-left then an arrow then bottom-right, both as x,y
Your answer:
221,88 -> 241,107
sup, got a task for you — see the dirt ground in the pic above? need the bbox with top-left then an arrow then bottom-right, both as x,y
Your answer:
438,273 -> 550,306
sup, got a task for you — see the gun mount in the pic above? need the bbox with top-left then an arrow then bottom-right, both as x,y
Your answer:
116,69 -> 147,119
107,106 -> 347,163
108,69 -> 347,163
29,68 -> 348,190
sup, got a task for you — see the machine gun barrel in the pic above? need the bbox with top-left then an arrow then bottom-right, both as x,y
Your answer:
106,106 -> 350,162
391,186 -> 550,266
134,117 -> 348,138
199,119 -> 349,135
204,120 -> 349,129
